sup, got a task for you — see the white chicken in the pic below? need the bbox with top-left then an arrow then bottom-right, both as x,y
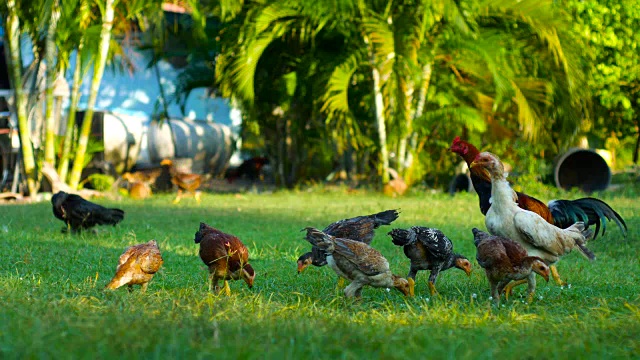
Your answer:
470,151 -> 595,293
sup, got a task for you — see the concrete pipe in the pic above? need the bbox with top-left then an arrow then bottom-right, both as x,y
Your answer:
554,148 -> 611,192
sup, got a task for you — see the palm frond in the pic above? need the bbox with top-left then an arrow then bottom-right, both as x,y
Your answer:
229,29 -> 282,103
418,105 -> 486,132
171,62 -> 216,114
322,53 -> 362,119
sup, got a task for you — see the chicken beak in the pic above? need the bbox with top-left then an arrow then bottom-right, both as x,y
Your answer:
408,278 -> 415,297
543,273 -> 550,283
465,267 -> 472,277
470,160 -> 480,169
297,262 -> 306,274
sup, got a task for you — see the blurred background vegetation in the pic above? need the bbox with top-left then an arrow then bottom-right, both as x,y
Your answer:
1,0 -> 639,192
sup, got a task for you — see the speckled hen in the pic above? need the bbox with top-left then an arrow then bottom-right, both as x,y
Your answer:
304,227 -> 414,298
297,209 -> 399,274
388,226 -> 471,295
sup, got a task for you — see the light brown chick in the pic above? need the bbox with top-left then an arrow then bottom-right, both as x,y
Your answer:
105,240 -> 163,292
194,222 -> 255,295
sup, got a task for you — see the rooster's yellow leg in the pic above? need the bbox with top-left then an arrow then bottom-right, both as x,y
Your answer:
141,282 -> 148,293
195,191 -> 202,204
428,281 -> 438,296
172,190 -> 183,204
550,265 -> 567,286
337,277 -> 345,287
221,280 -> 231,296
526,291 -> 536,304
503,279 -> 527,300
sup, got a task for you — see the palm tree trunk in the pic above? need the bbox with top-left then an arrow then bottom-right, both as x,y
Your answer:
43,1 -> 61,166
413,63 -> 432,123
634,125 -> 640,164
57,41 -> 85,181
68,0 -> 114,189
371,64 -> 389,184
4,0 -> 38,195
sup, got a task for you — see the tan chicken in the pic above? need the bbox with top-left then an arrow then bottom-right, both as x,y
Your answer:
304,227 -> 414,298
105,240 -> 164,292
473,228 -> 549,303
161,159 -> 205,204
122,172 -> 153,200
195,222 -> 255,295
122,168 -> 163,184
470,152 -> 595,294
128,181 -> 153,200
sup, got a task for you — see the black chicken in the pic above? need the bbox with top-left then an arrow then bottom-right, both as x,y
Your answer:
388,226 -> 472,295
297,209 -> 400,273
51,191 -> 125,233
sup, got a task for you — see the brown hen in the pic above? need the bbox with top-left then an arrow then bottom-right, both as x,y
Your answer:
473,228 -> 549,303
195,222 -> 255,295
105,240 -> 164,292
161,159 -> 205,204
304,227 -> 414,298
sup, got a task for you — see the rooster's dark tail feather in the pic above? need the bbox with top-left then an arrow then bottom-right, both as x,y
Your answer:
548,198 -> 627,239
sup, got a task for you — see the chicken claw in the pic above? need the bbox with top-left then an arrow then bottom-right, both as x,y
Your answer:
222,280 -> 231,296
550,265 -> 567,286
503,279 -> 527,300
408,278 -> 415,297
428,281 -> 438,296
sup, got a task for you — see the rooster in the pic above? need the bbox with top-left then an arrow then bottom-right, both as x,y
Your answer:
450,137 -> 627,239
471,151 -> 595,291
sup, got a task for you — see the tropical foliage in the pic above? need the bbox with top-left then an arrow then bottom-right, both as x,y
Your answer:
2,0 -> 638,193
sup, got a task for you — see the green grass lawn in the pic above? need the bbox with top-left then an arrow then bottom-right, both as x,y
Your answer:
1,190 -> 638,359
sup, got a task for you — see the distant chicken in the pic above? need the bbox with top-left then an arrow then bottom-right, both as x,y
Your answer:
297,209 -> 400,274
195,222 -> 255,295
304,227 -> 414,298
471,152 -> 595,290
51,191 -> 125,233
473,228 -> 549,303
122,168 -> 163,184
161,159 -> 205,204
105,240 -> 164,292
450,136 -> 627,239
388,226 -> 472,295
122,172 -> 153,200
128,181 -> 153,200
226,156 -> 270,183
